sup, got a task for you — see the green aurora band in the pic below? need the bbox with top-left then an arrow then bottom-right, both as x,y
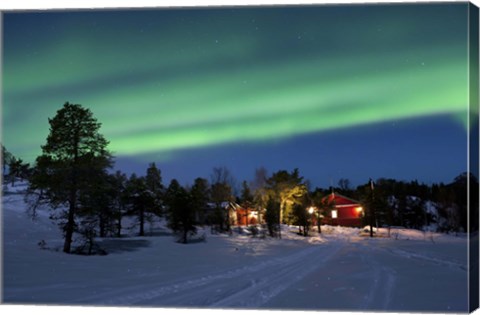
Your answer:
2,4 -> 472,161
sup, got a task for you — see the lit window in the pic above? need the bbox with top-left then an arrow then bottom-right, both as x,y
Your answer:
331,210 -> 338,219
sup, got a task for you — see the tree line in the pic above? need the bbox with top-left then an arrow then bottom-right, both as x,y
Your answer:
2,103 -> 478,254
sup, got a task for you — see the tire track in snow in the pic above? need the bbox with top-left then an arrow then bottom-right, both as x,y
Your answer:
90,243 -> 341,307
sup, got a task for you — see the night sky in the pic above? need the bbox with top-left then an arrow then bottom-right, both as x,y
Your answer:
2,3 -> 472,189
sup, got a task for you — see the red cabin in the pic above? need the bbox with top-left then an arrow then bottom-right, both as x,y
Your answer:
235,207 -> 259,226
322,192 -> 363,227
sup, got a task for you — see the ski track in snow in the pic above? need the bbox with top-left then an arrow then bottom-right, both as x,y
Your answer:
386,248 -> 467,271
355,238 -> 467,310
78,243 -> 341,307
353,240 -> 466,310
358,245 -> 397,310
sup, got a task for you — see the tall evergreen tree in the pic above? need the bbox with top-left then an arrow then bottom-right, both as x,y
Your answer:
110,171 -> 128,237
29,102 -> 112,253
239,180 -> 254,226
266,168 -> 307,228
190,177 -> 210,224
8,157 -> 22,186
145,162 -> 164,217
125,173 -> 151,236
2,144 -> 13,180
165,179 -> 197,243
289,193 -> 312,236
210,167 -> 235,231
449,172 -> 472,232
252,167 -> 269,224
265,197 -> 280,238
311,189 -> 334,234
76,169 -> 116,252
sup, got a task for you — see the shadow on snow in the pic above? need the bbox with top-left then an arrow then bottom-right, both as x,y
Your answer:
97,239 -> 151,254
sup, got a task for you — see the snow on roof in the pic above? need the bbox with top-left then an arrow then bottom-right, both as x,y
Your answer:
206,201 -> 241,209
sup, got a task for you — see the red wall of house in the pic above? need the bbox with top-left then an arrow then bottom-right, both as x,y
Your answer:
335,206 -> 362,227
338,206 -> 361,219
236,208 -> 257,226
323,193 -> 363,227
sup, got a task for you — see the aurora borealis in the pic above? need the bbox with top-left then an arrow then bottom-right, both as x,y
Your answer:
1,3 -> 475,187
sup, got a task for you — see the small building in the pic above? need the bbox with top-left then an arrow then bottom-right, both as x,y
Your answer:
235,207 -> 260,226
198,202 -> 262,227
322,192 -> 364,227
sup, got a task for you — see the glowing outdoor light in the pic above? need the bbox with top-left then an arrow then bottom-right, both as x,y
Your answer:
308,207 -> 315,214
356,207 -> 363,212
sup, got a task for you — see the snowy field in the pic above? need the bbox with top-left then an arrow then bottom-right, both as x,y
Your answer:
1,182 -> 471,313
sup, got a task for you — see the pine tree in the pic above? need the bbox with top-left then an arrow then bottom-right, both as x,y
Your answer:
292,202 -> 310,236
165,179 -> 197,243
8,157 -> 21,186
25,161 -> 49,220
190,177 -> 210,224
265,197 -> 280,238
266,168 -> 307,237
78,170 -> 117,239
75,169 -> 114,254
210,167 -> 235,231
29,102 -> 112,253
145,162 -> 164,217
239,180 -> 254,226
311,189 -> 334,234
125,174 -> 151,236
1,144 -> 13,181
252,167 -> 269,224
111,171 -> 128,237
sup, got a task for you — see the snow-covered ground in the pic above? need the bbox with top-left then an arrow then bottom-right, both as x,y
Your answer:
1,182 -> 470,312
